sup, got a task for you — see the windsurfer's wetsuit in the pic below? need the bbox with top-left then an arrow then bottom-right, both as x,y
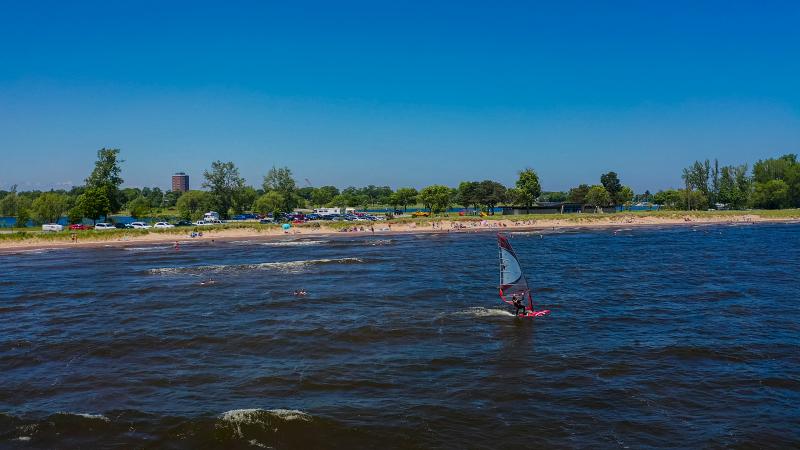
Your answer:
512,297 -> 525,316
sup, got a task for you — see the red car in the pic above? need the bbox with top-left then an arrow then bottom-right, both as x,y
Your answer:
68,224 -> 93,230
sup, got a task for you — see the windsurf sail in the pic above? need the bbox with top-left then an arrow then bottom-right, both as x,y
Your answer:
498,233 -> 551,317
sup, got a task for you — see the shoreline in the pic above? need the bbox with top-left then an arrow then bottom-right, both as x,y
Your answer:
1,214 -> 797,253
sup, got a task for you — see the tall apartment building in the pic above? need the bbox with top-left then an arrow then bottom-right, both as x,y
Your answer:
172,172 -> 189,192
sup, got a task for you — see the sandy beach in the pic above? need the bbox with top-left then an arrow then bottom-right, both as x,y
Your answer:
1,213 -> 793,252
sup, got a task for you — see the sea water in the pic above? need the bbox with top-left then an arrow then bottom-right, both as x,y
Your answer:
1,223 -> 798,448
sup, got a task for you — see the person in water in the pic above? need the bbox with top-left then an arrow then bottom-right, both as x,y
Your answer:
511,294 -> 526,316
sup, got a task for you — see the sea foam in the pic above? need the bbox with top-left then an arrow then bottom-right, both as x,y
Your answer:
148,257 -> 363,275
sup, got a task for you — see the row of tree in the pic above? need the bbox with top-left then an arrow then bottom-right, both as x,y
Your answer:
648,154 -> 800,210
3,149 -> 800,225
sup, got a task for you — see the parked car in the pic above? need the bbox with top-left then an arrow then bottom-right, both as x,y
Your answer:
173,220 -> 193,227
69,224 -> 93,230
130,222 -> 151,229
153,222 -> 174,229
259,218 -> 276,224
114,223 -> 132,229
194,220 -> 210,226
94,223 -> 115,230
305,213 -> 321,220
42,223 -> 64,232
411,211 -> 431,217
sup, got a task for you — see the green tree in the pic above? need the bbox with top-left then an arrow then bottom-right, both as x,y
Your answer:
617,186 -> 634,205
393,187 -> 418,212
418,185 -> 453,214
127,196 -> 152,219
752,179 -> 789,209
203,161 -> 245,218
163,190 -> 183,208
311,186 -> 339,207
74,186 -> 112,224
600,172 -> 622,203
328,194 -> 349,209
653,189 -> 684,209
176,190 -> 213,220
0,191 -> 19,216
718,165 -> 749,208
233,186 -> 259,214
262,166 -> 300,212
477,180 -> 507,214
85,148 -> 124,212
146,187 -> 164,209
456,182 -> 480,210
567,184 -> 590,203
539,191 -> 567,202
514,168 -> 541,211
297,186 -> 315,202
12,195 -> 33,227
254,191 -> 285,216
31,192 -> 69,224
584,185 -> 611,207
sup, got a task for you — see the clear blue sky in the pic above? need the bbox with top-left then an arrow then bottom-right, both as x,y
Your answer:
1,0 -> 798,193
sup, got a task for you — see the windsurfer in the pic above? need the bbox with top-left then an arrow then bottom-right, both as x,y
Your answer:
511,294 -> 525,316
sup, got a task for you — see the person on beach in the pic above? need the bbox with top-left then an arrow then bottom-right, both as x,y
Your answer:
174,241 -> 180,251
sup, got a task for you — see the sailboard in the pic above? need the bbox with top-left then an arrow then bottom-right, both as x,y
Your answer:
498,234 -> 550,318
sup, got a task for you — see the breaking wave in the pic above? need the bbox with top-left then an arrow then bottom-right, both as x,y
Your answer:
123,246 -> 173,252
260,240 -> 328,247
147,257 -> 363,275
454,307 -> 514,318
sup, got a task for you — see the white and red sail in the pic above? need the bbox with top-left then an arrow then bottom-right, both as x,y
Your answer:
497,234 -> 549,317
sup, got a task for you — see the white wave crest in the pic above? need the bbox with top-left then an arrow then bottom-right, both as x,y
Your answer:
458,307 -> 514,318
219,408 -> 312,439
148,257 -> 363,275
221,408 -> 311,423
366,239 -> 393,246
260,240 -> 328,247
124,246 -> 172,252
56,412 -> 110,421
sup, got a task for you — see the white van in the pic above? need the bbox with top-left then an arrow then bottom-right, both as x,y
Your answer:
41,223 -> 64,232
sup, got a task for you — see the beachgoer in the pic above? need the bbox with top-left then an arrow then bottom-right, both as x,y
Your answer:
174,241 -> 180,251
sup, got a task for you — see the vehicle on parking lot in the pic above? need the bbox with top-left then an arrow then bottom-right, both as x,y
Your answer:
305,213 -> 321,220
94,223 -> 115,230
173,220 -> 193,227
42,223 -> 64,232
130,222 -> 151,229
194,220 -> 210,226
114,223 -> 132,229
259,218 -> 276,224
69,224 -> 93,230
411,211 -> 431,217
153,222 -> 174,229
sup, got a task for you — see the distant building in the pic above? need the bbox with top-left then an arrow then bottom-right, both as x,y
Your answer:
172,172 -> 189,192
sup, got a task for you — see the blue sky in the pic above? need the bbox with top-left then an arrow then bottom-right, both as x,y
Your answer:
1,0 -> 798,192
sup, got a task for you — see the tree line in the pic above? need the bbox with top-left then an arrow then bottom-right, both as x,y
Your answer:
2,149 -> 799,225
651,154 -> 800,210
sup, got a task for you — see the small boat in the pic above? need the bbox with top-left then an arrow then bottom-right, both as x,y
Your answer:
497,234 -> 550,318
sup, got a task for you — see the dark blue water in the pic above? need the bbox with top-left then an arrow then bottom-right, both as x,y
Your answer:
1,223 -> 799,448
